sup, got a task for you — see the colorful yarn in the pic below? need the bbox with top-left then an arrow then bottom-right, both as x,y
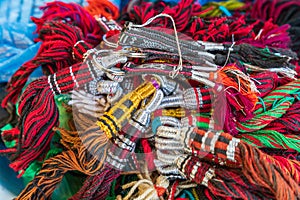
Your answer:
1,0 -> 300,199
199,0 -> 245,17
237,96 -> 294,133
254,78 -> 300,115
266,100 -> 300,135
239,129 -> 300,151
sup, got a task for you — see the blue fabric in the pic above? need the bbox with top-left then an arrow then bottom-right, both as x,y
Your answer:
0,23 -> 41,82
0,0 -> 85,23
0,41 -> 42,83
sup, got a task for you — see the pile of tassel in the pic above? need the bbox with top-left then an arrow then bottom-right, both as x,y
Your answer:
1,0 -> 300,199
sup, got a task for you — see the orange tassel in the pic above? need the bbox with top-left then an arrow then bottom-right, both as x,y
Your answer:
84,0 -> 119,20
216,64 -> 259,110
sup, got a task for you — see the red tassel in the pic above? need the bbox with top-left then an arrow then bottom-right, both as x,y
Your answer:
70,165 -> 120,200
32,1 -> 103,44
3,2 -> 103,108
6,78 -> 58,174
2,21 -> 94,108
0,61 -> 99,174
128,0 -> 201,32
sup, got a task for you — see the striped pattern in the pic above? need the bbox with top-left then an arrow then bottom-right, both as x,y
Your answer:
189,128 -> 239,162
97,81 -> 157,139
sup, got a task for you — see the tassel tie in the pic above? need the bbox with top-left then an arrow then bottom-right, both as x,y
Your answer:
159,87 -> 212,112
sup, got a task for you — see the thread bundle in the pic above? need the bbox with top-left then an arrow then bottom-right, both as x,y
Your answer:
0,0 -> 300,199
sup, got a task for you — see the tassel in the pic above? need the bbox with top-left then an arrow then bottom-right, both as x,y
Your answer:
71,87 -> 163,199
84,0 -> 120,20
250,0 -> 300,58
176,155 -> 271,199
239,141 -> 300,199
214,43 -> 296,69
31,1 -> 103,44
16,126 -> 109,200
237,96 -> 294,133
250,0 -> 300,26
240,19 -> 291,49
126,0 -> 201,31
16,79 -> 160,198
0,62 -> 102,174
214,64 -> 258,134
161,127 -> 300,199
254,78 -> 300,115
70,166 -> 120,200
217,64 -> 258,107
9,79 -> 59,176
2,21 -> 94,107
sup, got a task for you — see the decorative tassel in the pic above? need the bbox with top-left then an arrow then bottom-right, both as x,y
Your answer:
73,88 -> 164,199
2,21 -> 95,107
156,126 -> 300,199
15,125 -> 109,200
31,1 -> 103,44
0,61 -> 102,174
214,43 -> 296,69
214,64 -> 258,134
84,0 -> 120,20
176,155 -> 272,199
124,0 -> 202,32
254,78 -> 300,115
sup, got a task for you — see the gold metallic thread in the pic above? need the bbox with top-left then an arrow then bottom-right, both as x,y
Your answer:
97,81 -> 158,139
